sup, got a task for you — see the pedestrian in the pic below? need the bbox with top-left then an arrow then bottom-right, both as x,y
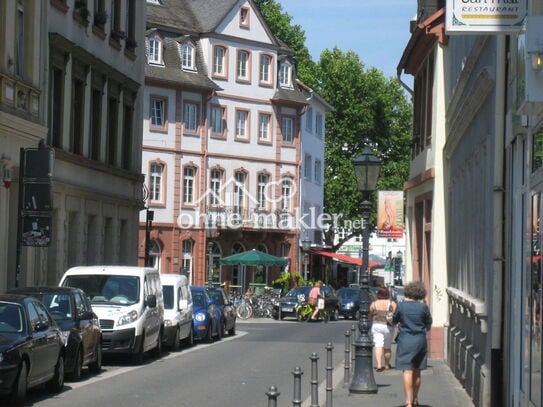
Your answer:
393,281 -> 432,407
308,281 -> 322,320
369,287 -> 396,371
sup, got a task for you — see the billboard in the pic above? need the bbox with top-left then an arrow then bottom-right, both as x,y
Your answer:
377,191 -> 404,239
446,0 -> 527,34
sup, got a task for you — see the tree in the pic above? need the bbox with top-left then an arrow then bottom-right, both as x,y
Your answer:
314,48 -> 412,250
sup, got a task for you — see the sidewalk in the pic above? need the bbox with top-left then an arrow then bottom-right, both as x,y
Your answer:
303,345 -> 474,407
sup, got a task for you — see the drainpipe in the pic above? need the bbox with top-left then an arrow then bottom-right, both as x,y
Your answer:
491,34 -> 506,406
397,68 -> 414,100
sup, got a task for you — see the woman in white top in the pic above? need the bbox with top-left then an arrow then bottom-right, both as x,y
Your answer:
369,287 -> 397,371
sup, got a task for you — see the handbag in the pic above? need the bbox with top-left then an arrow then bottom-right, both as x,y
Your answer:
385,301 -> 394,326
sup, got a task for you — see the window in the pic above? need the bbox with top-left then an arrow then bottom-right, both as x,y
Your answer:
234,172 -> 246,212
281,177 -> 293,211
183,167 -> 196,204
150,97 -> 166,129
314,160 -> 322,185
279,63 -> 291,87
258,113 -> 271,142
257,174 -> 268,209
240,7 -> 249,27
181,42 -> 195,70
282,117 -> 293,143
305,107 -> 313,132
183,102 -> 198,133
149,162 -> 164,202
304,154 -> 312,180
182,240 -> 193,279
213,45 -> 227,77
237,50 -> 250,81
49,65 -> 64,148
412,51 -> 434,157
71,77 -> 85,155
235,110 -> 249,139
16,1 -> 24,78
107,95 -> 118,166
148,37 -> 162,64
210,106 -> 225,136
210,169 -> 223,206
259,54 -> 272,85
316,113 -> 323,139
125,0 -> 136,48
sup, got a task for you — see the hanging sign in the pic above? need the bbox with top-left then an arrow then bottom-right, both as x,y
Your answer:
377,191 -> 404,239
446,0 -> 528,34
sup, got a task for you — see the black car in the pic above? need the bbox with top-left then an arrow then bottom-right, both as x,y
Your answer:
8,286 -> 102,381
337,287 -> 363,319
271,285 -> 339,320
206,287 -> 236,336
0,294 -> 65,405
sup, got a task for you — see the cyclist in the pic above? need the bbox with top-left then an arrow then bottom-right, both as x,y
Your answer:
309,281 -> 322,320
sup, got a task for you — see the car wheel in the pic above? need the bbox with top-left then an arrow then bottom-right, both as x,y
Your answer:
46,354 -> 65,393
171,327 -> 181,351
184,326 -> 195,347
228,322 -> 236,336
150,330 -> 162,358
88,341 -> 102,373
132,337 -> 145,365
68,348 -> 83,381
10,361 -> 27,405
205,323 -> 213,343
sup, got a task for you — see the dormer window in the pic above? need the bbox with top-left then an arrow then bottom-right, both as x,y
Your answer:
148,37 -> 163,65
240,7 -> 249,28
181,42 -> 195,70
279,62 -> 292,88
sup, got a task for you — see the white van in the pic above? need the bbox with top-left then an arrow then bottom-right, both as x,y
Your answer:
59,266 -> 164,364
160,274 -> 193,349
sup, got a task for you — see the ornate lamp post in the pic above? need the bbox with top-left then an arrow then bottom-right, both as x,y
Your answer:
301,238 -> 311,282
349,145 -> 382,394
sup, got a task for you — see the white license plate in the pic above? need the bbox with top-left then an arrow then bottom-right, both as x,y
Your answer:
282,307 -> 293,312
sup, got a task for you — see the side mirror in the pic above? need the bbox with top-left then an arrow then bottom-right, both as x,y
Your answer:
35,321 -> 49,331
208,298 -> 216,305
146,294 -> 157,308
178,299 -> 188,310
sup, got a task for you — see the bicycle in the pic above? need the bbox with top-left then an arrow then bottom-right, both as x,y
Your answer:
295,295 -> 329,322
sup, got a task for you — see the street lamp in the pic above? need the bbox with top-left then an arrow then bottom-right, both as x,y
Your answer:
350,145 -> 382,394
301,238 -> 311,282
207,241 -> 214,288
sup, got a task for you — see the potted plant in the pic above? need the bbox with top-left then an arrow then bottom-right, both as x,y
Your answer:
125,38 -> 138,49
111,29 -> 127,41
93,10 -> 108,28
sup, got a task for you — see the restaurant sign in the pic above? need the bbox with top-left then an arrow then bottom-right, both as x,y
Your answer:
446,0 -> 527,34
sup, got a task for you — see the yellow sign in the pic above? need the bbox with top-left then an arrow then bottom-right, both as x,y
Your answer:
377,191 -> 404,239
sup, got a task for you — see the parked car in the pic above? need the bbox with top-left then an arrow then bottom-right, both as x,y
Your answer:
189,286 -> 221,342
0,294 -> 65,405
336,287 -> 363,320
8,286 -> 102,380
59,266 -> 164,364
271,285 -> 339,321
160,274 -> 194,350
206,287 -> 236,336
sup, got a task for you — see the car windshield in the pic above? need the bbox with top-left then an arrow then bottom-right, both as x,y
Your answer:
63,275 -> 139,305
163,286 -> 174,309
37,293 -> 73,320
338,289 -> 360,300
0,302 -> 24,333
206,289 -> 224,305
191,291 -> 205,307
285,287 -> 310,298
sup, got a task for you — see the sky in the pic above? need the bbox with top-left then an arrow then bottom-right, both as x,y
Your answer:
278,0 -> 418,79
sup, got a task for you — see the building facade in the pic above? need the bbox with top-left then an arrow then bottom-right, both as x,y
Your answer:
0,0 -> 146,291
140,0 -> 329,290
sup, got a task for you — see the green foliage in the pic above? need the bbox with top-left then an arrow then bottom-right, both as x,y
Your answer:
272,271 -> 304,292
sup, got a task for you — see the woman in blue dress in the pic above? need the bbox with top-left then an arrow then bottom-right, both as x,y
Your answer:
392,281 -> 432,407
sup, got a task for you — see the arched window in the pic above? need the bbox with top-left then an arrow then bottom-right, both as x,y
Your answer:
181,42 -> 195,70
148,37 -> 162,65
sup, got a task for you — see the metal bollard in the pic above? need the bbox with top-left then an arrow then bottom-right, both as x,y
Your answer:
266,385 -> 280,407
325,342 -> 334,407
344,330 -> 351,387
310,352 -> 319,407
292,366 -> 303,407
351,325 -> 356,376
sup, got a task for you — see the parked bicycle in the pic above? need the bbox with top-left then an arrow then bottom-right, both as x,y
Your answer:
235,295 -> 274,319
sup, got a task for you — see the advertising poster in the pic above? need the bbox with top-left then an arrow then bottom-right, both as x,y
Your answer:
377,191 -> 404,239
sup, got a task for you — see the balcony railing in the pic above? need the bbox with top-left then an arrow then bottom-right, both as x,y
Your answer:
206,206 -> 296,230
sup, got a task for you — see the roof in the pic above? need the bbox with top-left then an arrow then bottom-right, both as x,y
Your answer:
62,266 -> 159,277
8,286 -> 82,294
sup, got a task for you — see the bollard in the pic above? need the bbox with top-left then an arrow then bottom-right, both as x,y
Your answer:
266,385 -> 280,407
325,342 -> 334,407
344,330 -> 351,387
292,366 -> 303,407
351,324 -> 356,376
310,352 -> 319,407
